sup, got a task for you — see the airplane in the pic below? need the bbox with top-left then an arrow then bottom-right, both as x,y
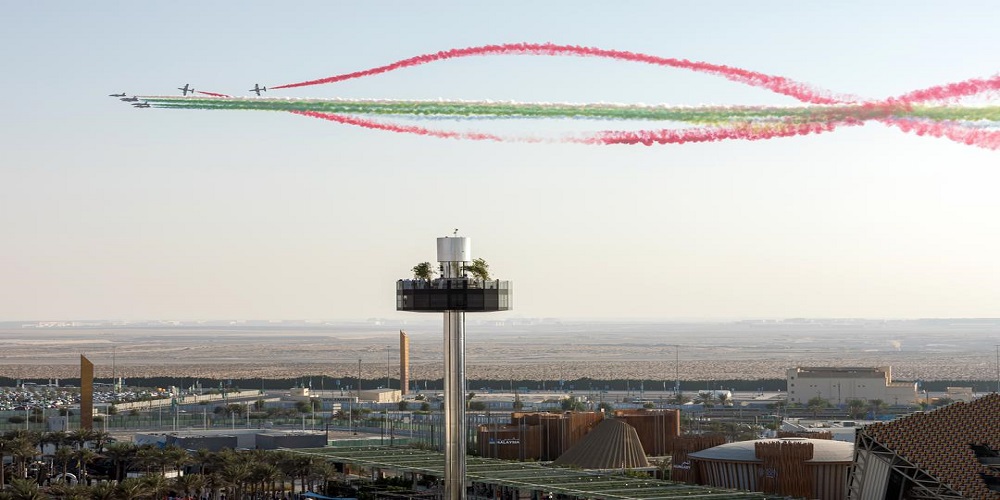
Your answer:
120,96 -> 139,102
249,83 -> 266,96
177,83 -> 194,96
108,92 -> 126,97
132,102 -> 151,108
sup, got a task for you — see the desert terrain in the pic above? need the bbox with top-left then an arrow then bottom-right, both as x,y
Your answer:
0,319 -> 996,382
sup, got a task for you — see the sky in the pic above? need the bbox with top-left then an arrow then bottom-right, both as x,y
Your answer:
3,1 -> 1000,321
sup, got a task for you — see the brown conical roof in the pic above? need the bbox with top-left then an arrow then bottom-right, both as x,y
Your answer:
552,418 -> 649,470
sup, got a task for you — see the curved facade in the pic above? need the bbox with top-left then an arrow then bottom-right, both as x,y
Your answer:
689,437 -> 853,500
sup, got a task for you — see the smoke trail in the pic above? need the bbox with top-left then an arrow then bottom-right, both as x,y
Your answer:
884,118 -> 1000,150
271,43 -> 842,105
128,44 -> 1000,148
895,75 -> 1000,104
588,119 -> 861,145
291,111 -> 538,143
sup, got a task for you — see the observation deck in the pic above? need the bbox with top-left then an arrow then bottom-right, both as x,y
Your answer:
396,278 -> 512,312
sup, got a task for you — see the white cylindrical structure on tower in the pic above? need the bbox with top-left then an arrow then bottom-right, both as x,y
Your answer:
438,237 -> 471,279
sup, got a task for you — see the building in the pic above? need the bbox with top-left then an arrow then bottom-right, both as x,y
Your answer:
360,389 -> 401,403
477,411 -> 603,461
613,409 -> 681,456
786,366 -> 917,405
688,437 -> 854,500
848,393 -> 1000,499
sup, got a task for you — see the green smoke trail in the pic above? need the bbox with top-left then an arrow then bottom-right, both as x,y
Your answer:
139,97 -> 1000,124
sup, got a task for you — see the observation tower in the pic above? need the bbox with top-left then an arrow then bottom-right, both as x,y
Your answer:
396,236 -> 511,500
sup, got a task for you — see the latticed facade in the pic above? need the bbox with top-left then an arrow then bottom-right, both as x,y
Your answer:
687,437 -> 853,500
848,393 -> 1000,499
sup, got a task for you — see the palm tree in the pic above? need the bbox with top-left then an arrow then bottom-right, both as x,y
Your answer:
87,482 -> 117,500
7,478 -> 45,500
162,445 -> 191,474
73,448 -> 97,485
89,431 -> 110,452
10,438 -> 38,480
141,474 -> 168,500
67,429 -> 93,451
0,433 -> 12,487
53,445 -> 75,482
46,482 -> 89,499
716,392 -> 731,407
221,459 -> 251,499
116,477 -> 151,500
694,392 -> 714,407
172,473 -> 206,499
102,441 -> 137,482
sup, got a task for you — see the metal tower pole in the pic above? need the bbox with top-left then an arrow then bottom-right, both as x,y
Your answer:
443,309 -> 466,500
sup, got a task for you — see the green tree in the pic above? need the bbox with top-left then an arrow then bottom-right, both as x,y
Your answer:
53,446 -> 74,481
397,400 -> 409,411
807,396 -> 830,417
513,393 -> 524,411
411,262 -> 435,281
463,258 -> 490,281
8,478 -> 45,500
597,401 -> 615,412
870,399 -> 889,417
116,477 -> 151,500
846,399 -> 867,419
560,398 -> 586,412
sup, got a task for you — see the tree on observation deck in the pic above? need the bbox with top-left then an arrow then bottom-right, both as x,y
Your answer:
412,262 -> 435,281
463,258 -> 490,281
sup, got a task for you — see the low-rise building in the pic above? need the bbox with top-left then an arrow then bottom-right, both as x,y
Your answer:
786,366 -> 917,405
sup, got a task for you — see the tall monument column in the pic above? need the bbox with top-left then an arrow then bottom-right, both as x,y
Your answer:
396,236 -> 511,500
400,331 -> 410,395
80,355 -> 94,430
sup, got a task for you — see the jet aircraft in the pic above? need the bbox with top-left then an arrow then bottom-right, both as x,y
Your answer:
249,83 -> 266,96
120,96 -> 139,102
177,83 -> 194,96
108,92 -> 126,97
132,102 -> 151,108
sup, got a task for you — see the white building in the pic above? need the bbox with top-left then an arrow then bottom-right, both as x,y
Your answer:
786,366 -> 917,405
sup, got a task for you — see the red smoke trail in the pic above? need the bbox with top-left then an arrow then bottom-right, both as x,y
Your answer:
196,90 -> 231,97
272,43 -> 840,105
291,111 -> 527,142
894,75 -> 1000,104
587,119 -> 863,146
883,118 -> 1000,150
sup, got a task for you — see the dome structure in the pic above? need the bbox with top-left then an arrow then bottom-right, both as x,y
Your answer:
686,437 -> 853,500
552,418 -> 649,470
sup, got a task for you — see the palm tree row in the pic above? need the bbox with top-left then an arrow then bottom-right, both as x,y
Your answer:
0,430 -> 338,500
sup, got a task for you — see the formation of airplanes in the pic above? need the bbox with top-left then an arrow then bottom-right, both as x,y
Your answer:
110,82 -> 272,107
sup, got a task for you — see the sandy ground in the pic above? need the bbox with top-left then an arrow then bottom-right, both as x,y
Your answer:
0,320 -> 995,381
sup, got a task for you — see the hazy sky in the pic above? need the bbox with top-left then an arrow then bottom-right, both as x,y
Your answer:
3,2 -> 1000,321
